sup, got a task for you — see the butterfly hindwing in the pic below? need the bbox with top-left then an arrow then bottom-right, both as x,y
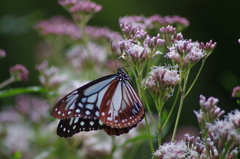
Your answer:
103,123 -> 137,136
99,78 -> 145,128
57,118 -> 105,138
57,117 -> 139,137
51,75 -> 116,120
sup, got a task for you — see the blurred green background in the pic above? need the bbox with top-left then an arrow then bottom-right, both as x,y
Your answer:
0,0 -> 240,134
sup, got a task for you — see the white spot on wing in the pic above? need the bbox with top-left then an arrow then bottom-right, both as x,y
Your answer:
85,104 -> 94,110
69,118 -> 74,125
87,93 -> 98,103
74,117 -> 79,124
95,111 -> 99,117
80,121 -> 84,126
78,103 -> 83,108
81,98 -> 87,103
99,120 -> 103,125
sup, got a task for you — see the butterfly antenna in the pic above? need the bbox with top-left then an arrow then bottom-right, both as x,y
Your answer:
110,41 -> 121,69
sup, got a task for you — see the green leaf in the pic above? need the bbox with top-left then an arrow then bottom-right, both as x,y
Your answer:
122,134 -> 151,146
13,151 -> 22,159
0,86 -> 49,98
237,99 -> 240,105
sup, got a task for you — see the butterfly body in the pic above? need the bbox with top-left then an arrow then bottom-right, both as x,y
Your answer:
51,68 -> 144,137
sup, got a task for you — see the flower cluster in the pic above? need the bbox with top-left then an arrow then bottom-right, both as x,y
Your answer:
9,64 -> 29,82
153,141 -> 188,158
159,25 -> 184,46
85,26 -> 122,42
144,66 -> 180,101
194,95 -> 225,129
119,14 -> 189,31
232,86 -> 240,98
59,0 -> 102,23
0,49 -> 6,58
66,42 -> 108,69
59,0 -> 102,13
34,16 -> 81,40
119,23 -> 165,63
0,95 -> 52,156
199,40 -> 217,57
154,95 -> 240,159
195,95 -> 239,158
16,95 -> 50,123
166,40 -> 206,69
206,120 -> 240,156
228,109 -> 240,128
153,135 -> 220,159
35,60 -> 67,91
148,15 -> 190,30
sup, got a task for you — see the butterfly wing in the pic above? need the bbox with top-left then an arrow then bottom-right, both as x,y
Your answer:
99,79 -> 145,128
57,118 -> 104,138
57,117 -> 138,137
103,123 -> 138,136
51,74 -> 116,120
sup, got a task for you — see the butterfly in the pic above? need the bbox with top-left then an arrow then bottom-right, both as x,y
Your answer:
51,67 -> 145,138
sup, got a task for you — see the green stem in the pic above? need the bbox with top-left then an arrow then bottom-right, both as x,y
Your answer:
109,136 -> 116,158
139,63 -> 158,129
154,94 -> 164,146
143,94 -> 157,128
161,89 -> 180,130
0,77 -> 14,89
135,65 -> 156,154
184,59 -> 206,98
203,127 -> 211,158
171,69 -> 190,142
144,116 -> 155,154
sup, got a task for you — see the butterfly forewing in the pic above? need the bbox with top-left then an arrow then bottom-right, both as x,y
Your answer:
99,78 -> 145,128
51,75 -> 116,120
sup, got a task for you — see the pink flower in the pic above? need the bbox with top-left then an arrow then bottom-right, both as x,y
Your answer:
9,64 -> 29,82
231,86 -> 240,98
36,60 -> 67,89
85,26 -> 122,41
148,15 -> 190,28
69,0 -> 102,13
0,49 -> 6,58
119,15 -> 149,30
144,66 -> 180,101
34,16 -> 81,40
166,40 -> 206,68
228,109 -> 240,128
153,141 -> 188,158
